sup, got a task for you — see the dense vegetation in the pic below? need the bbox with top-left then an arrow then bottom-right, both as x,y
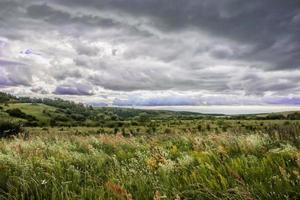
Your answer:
1,92 -> 300,129
0,120 -> 22,138
0,92 -> 211,128
0,92 -> 299,199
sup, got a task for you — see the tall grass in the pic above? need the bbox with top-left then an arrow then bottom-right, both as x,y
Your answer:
0,121 -> 299,199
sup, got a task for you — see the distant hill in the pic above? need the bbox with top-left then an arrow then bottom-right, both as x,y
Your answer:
2,92 -> 299,126
229,111 -> 300,120
0,92 -> 212,127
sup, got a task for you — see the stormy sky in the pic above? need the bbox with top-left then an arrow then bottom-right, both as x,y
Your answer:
1,0 -> 300,106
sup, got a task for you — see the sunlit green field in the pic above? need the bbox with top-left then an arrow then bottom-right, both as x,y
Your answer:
0,120 -> 299,200
1,103 -> 56,125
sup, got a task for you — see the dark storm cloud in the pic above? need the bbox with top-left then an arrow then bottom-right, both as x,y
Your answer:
51,0 -> 300,70
27,4 -> 71,25
26,3 -> 120,28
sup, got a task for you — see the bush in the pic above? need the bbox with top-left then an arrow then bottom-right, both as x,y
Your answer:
0,120 -> 22,137
6,108 -> 27,118
265,114 -> 286,120
6,108 -> 36,121
53,114 -> 69,122
287,112 -> 300,120
24,120 -> 39,127
265,122 -> 300,147
70,113 -> 86,121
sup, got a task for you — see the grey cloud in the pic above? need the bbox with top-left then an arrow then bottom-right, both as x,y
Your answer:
50,0 -> 300,70
75,43 -> 101,56
53,84 -> 94,96
26,3 -> 120,28
31,86 -> 49,94
53,69 -> 83,81
27,4 -> 71,25
113,96 -> 198,106
1,0 -> 300,104
87,62 -> 230,92
0,59 -> 26,66
0,65 -> 32,87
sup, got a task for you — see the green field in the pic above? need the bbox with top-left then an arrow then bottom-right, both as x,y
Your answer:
1,103 -> 56,124
0,94 -> 300,199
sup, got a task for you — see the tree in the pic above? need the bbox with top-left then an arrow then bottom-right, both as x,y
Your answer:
138,112 -> 149,122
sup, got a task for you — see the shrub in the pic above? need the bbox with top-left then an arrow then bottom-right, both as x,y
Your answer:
6,108 -> 36,121
131,121 -> 139,126
49,119 -> 57,127
164,128 -> 173,134
265,122 -> 300,147
6,108 -> 27,118
70,113 -> 86,121
265,113 -> 286,120
0,120 -> 22,137
53,114 -> 69,122
287,112 -> 300,120
24,120 -> 39,127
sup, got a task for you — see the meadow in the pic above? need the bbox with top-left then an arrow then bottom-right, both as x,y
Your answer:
0,93 -> 299,199
0,120 -> 299,200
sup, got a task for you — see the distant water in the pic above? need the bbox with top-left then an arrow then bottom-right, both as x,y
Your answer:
128,105 -> 300,115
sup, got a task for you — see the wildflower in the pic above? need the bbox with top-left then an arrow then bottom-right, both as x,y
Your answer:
153,191 -> 167,199
105,181 -> 132,200
146,157 -> 158,170
228,169 -> 245,185
174,194 -> 181,200
279,166 -> 290,181
292,170 -> 300,180
153,191 -> 161,200
15,144 -> 23,154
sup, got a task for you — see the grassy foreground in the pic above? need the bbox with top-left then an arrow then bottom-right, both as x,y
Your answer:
0,123 -> 299,200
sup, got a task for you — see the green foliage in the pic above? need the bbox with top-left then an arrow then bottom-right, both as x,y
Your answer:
0,120 -> 22,137
287,112 -> 300,120
6,108 -> 37,121
0,91 -> 210,127
0,92 -> 16,103
265,122 -> 300,147
265,113 -> 286,120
